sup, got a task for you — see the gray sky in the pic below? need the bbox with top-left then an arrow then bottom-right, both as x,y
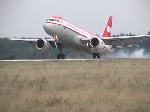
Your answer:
0,0 -> 149,37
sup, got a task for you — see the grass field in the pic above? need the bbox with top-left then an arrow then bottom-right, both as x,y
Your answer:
0,59 -> 150,112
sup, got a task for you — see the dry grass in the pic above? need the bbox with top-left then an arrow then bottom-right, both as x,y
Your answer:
0,59 -> 150,112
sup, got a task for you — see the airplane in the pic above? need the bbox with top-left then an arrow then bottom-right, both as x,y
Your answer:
10,16 -> 150,59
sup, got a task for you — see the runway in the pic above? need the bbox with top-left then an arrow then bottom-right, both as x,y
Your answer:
0,58 -> 148,62
0,59 -> 98,62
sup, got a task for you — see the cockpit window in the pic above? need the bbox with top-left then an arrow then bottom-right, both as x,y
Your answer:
46,19 -> 54,21
56,19 -> 60,22
46,19 -> 60,22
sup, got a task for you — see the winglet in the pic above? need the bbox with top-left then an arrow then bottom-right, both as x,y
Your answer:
101,16 -> 113,37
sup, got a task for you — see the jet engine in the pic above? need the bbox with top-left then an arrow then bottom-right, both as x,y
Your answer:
36,39 -> 51,51
90,38 -> 105,50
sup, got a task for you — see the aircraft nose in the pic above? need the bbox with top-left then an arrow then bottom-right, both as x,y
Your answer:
43,23 -> 48,30
43,23 -> 50,34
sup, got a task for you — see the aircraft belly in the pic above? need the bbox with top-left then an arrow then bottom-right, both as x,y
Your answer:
58,28 -> 81,47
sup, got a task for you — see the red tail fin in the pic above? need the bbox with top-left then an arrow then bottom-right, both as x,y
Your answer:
102,16 -> 113,37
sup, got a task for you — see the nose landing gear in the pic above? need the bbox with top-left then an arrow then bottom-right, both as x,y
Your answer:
57,44 -> 65,59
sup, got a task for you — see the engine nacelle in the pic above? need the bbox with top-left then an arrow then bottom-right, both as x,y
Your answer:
90,38 -> 105,50
36,39 -> 51,51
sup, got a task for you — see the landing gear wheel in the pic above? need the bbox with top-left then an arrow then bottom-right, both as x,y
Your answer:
57,54 -> 61,59
62,54 -> 65,59
57,54 -> 65,59
93,53 -> 97,59
93,53 -> 101,59
97,53 -> 101,58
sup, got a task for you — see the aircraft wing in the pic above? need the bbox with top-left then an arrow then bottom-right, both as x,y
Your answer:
10,37 -> 55,42
9,37 -> 64,49
101,35 -> 150,47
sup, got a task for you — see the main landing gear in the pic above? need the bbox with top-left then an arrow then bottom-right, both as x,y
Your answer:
57,54 -> 65,59
93,53 -> 101,59
57,44 -> 65,59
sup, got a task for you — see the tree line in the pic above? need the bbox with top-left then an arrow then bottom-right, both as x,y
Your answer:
0,31 -> 150,59
0,38 -> 89,59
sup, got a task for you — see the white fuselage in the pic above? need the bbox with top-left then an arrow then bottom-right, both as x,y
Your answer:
43,16 -> 114,54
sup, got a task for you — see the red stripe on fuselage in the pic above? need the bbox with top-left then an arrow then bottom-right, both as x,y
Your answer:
49,16 -> 96,36
45,22 -> 88,38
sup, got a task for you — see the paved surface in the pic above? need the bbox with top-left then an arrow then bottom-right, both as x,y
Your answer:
0,58 -> 148,62
0,59 -> 100,62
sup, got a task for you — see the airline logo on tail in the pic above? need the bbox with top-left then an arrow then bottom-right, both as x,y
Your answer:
102,16 -> 113,37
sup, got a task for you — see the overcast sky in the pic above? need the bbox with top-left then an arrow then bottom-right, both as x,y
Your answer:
0,0 -> 149,37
